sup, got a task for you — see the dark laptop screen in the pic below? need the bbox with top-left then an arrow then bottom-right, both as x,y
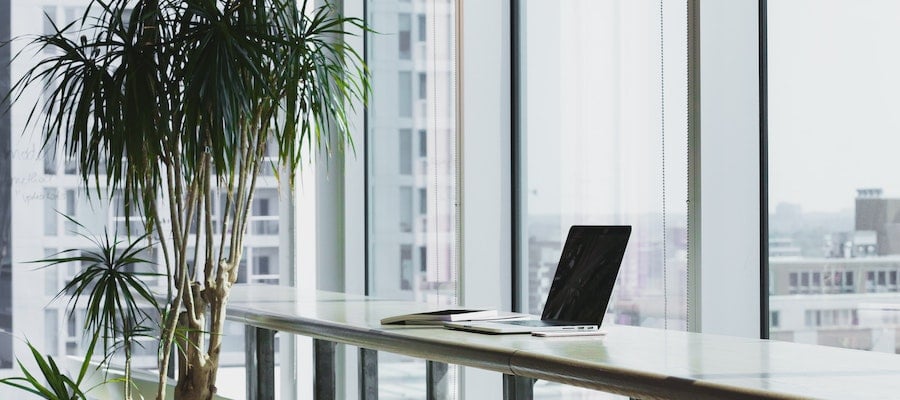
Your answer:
541,225 -> 632,324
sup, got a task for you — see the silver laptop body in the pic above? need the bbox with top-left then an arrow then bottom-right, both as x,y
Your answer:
445,225 -> 631,334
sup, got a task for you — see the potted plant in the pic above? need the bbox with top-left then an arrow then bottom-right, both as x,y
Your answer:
6,0 -> 368,398
0,333 -> 101,400
2,220 -> 158,400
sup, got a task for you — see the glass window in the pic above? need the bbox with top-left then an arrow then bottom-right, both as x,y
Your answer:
399,186 -> 413,233
400,245 -> 413,290
418,72 -> 427,100
519,0 -> 688,323
43,188 -> 58,236
254,198 -> 270,216
367,0 -> 458,397
250,188 -> 279,236
66,312 -> 76,337
417,14 -> 426,42
768,0 -> 900,353
418,188 -> 427,215
255,254 -> 270,275
518,2 -> 687,395
42,6 -> 57,36
63,7 -> 82,27
418,129 -> 427,158
44,310 -> 58,357
398,14 -> 412,60
43,146 -> 56,175
64,189 -> 77,235
44,248 -> 57,296
63,158 -> 77,175
399,129 -> 413,175
419,246 -> 427,272
249,247 -> 279,285
398,71 -> 413,118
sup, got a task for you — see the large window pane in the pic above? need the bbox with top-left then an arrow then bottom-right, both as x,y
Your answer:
367,0 -> 458,398
768,0 -> 900,354
368,0 -> 457,308
519,1 -> 688,397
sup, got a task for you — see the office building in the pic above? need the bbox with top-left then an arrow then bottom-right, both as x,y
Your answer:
368,0 -> 457,305
855,189 -> 900,256
770,190 -> 900,354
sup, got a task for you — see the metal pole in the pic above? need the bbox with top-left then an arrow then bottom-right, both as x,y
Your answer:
246,326 -> 276,400
314,339 -> 337,400
502,374 -> 534,400
359,348 -> 378,400
426,360 -> 450,400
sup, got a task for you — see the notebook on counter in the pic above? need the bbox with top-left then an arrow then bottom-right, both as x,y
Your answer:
444,225 -> 631,334
380,309 -> 499,325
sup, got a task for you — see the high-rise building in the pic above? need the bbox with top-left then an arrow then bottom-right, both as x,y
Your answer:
367,0 -> 457,305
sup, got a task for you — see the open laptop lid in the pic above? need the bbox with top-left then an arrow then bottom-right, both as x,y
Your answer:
541,225 -> 631,324
445,225 -> 631,334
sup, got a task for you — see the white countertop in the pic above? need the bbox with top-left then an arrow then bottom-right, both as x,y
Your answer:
227,284 -> 900,400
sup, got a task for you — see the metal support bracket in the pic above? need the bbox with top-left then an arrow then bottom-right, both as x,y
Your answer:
245,326 -> 276,400
427,360 -> 450,400
359,348 -> 378,400
314,339 -> 337,400
502,374 -> 535,400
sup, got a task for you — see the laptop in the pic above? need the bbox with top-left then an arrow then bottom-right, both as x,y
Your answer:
445,225 -> 631,334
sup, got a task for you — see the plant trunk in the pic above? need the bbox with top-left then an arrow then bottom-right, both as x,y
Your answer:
124,339 -> 133,400
173,275 -> 233,400
173,362 -> 216,400
173,308 -> 218,400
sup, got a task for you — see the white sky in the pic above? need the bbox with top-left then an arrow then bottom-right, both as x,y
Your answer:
523,0 -> 688,217
526,0 -> 900,216
768,0 -> 900,212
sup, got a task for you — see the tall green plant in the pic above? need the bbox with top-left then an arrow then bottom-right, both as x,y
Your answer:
8,0 -> 367,399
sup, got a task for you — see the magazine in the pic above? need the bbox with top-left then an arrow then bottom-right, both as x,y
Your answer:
380,309 -> 500,325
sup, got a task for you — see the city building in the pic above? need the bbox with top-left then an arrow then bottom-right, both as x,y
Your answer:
367,0 -> 457,305
770,190 -> 900,354
855,188 -> 900,256
770,256 -> 900,352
